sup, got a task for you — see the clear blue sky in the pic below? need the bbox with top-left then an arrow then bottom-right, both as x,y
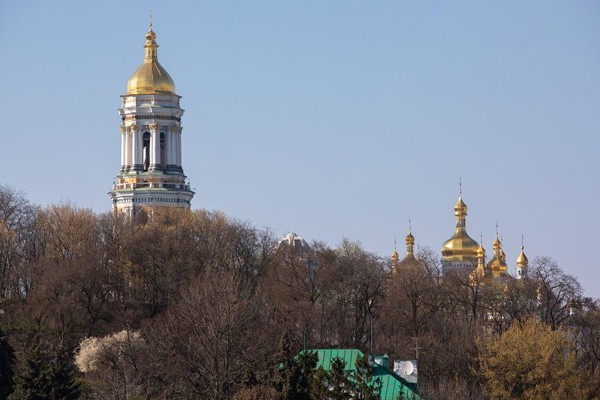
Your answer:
1,1 -> 599,297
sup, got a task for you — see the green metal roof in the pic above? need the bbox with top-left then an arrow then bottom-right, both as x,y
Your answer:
310,349 -> 422,400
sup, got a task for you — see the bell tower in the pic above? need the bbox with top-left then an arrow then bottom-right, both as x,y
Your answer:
109,23 -> 194,215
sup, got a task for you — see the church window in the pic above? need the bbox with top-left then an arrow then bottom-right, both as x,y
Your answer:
142,132 -> 151,171
160,132 -> 166,169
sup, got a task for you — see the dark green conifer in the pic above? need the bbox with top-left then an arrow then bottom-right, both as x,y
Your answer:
353,354 -> 381,400
47,345 -> 80,400
9,336 -> 50,400
327,358 -> 351,400
0,327 -> 15,400
309,367 -> 329,400
9,337 -> 80,400
274,333 -> 318,400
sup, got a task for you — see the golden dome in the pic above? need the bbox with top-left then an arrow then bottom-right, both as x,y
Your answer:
405,231 -> 415,246
476,243 -> 485,258
441,194 -> 480,261
487,234 -> 508,277
454,196 -> 467,212
516,245 -> 528,266
493,236 -> 501,249
391,249 -> 399,262
126,28 -> 176,95
441,233 -> 479,259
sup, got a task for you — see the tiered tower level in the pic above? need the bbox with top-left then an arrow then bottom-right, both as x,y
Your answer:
109,24 -> 194,215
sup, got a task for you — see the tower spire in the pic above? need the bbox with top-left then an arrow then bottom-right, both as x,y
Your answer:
391,236 -> 399,266
521,234 -> 524,248
516,234 -> 529,279
405,223 -> 415,257
476,233 -> 486,276
144,21 -> 159,62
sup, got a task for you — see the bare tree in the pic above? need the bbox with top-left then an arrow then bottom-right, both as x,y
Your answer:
147,268 -> 265,399
0,184 -> 37,299
530,256 -> 582,330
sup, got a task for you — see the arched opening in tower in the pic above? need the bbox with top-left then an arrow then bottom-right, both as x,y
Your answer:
142,132 -> 151,171
160,132 -> 166,171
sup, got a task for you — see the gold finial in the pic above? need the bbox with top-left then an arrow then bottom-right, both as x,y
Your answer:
521,234 -> 524,249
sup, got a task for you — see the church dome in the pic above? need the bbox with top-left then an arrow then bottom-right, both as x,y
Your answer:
391,249 -> 399,263
516,245 -> 528,266
487,234 -> 509,278
441,195 -> 479,260
476,242 -> 485,258
441,233 -> 479,258
277,232 -> 310,252
126,28 -> 176,95
391,228 -> 425,271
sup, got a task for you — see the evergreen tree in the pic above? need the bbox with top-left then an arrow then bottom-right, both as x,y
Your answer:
10,337 -> 80,400
274,333 -> 318,400
47,345 -> 80,400
327,358 -> 351,400
9,336 -> 51,400
274,332 -> 298,399
296,350 -> 318,400
309,367 -> 330,400
353,354 -> 381,400
0,327 -> 15,400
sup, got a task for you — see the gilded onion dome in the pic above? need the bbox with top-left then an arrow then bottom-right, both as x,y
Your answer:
516,245 -> 528,267
126,25 -> 176,95
487,233 -> 508,278
397,228 -> 424,270
391,249 -> 399,261
470,241 -> 487,284
476,242 -> 486,259
441,195 -> 479,261
390,236 -> 400,271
